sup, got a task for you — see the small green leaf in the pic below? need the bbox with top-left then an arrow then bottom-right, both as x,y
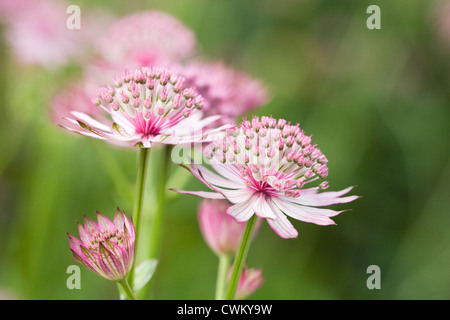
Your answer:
132,259 -> 158,292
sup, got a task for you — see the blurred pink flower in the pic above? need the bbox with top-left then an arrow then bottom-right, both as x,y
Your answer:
61,66 -> 229,148
199,199 -> 260,255
231,265 -> 264,300
93,10 -> 196,71
3,0 -> 111,68
51,83 -> 105,129
173,116 -> 359,238
434,1 -> 450,47
177,60 -> 270,125
68,208 -> 135,281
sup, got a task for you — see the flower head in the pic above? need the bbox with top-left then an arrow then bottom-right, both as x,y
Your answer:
173,116 -> 359,238
68,208 -> 135,281
176,60 -> 270,125
198,199 -> 260,256
94,10 -> 196,69
61,66 -> 226,148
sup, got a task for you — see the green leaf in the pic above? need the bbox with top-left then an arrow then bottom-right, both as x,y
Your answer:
132,259 -> 158,292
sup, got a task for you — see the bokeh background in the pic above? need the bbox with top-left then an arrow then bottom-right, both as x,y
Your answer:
0,0 -> 449,300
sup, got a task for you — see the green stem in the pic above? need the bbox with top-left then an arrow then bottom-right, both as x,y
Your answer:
128,147 -> 150,286
215,254 -> 231,300
225,215 -> 258,300
118,279 -> 136,300
138,145 -> 172,299
147,145 -> 172,259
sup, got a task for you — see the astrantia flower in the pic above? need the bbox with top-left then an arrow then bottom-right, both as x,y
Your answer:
61,66 -> 226,148
173,116 -> 359,238
94,10 -> 196,69
176,60 -> 269,125
198,199 -> 260,256
68,208 -> 135,281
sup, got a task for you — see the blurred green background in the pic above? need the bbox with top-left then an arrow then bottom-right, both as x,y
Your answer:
1,0 -> 449,299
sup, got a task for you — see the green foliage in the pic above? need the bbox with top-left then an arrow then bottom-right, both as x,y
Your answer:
0,0 -> 449,299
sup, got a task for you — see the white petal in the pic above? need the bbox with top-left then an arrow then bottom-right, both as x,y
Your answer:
211,163 -> 246,185
252,194 -> 277,219
194,164 -> 244,189
221,188 -> 254,204
169,188 -> 226,199
273,198 -> 336,225
290,186 -> 359,207
71,111 -> 111,132
227,196 -> 257,222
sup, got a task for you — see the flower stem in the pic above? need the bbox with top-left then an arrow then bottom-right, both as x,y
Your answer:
118,279 -> 136,300
147,145 -> 171,259
225,215 -> 258,300
137,145 -> 172,299
215,253 -> 231,300
128,147 -> 150,286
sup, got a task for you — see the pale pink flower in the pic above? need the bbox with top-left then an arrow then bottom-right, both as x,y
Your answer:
94,10 -> 196,70
3,0 -> 111,68
232,265 -> 264,300
199,199 -> 261,255
173,116 -> 359,238
61,66 -> 228,148
68,208 -> 135,281
51,83 -> 105,129
176,60 -> 270,125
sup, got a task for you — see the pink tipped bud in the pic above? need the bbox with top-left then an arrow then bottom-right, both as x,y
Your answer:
172,93 -> 182,109
113,76 -> 122,87
111,101 -> 120,111
277,118 -> 286,129
252,116 -> 261,132
132,98 -> 141,108
144,97 -> 152,109
159,88 -> 168,102
174,76 -> 185,93
319,181 -> 329,190
120,91 -> 129,104
122,69 -> 132,83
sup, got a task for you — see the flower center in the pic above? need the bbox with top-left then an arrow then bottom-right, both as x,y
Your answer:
87,228 -> 124,253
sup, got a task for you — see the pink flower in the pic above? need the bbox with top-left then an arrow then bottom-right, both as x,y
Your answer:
173,116 -> 359,238
199,199 -> 260,255
176,60 -> 270,125
232,265 -> 264,300
68,208 -> 135,281
3,0 -> 110,68
60,66 -> 228,148
93,10 -> 196,70
51,84 -> 105,129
